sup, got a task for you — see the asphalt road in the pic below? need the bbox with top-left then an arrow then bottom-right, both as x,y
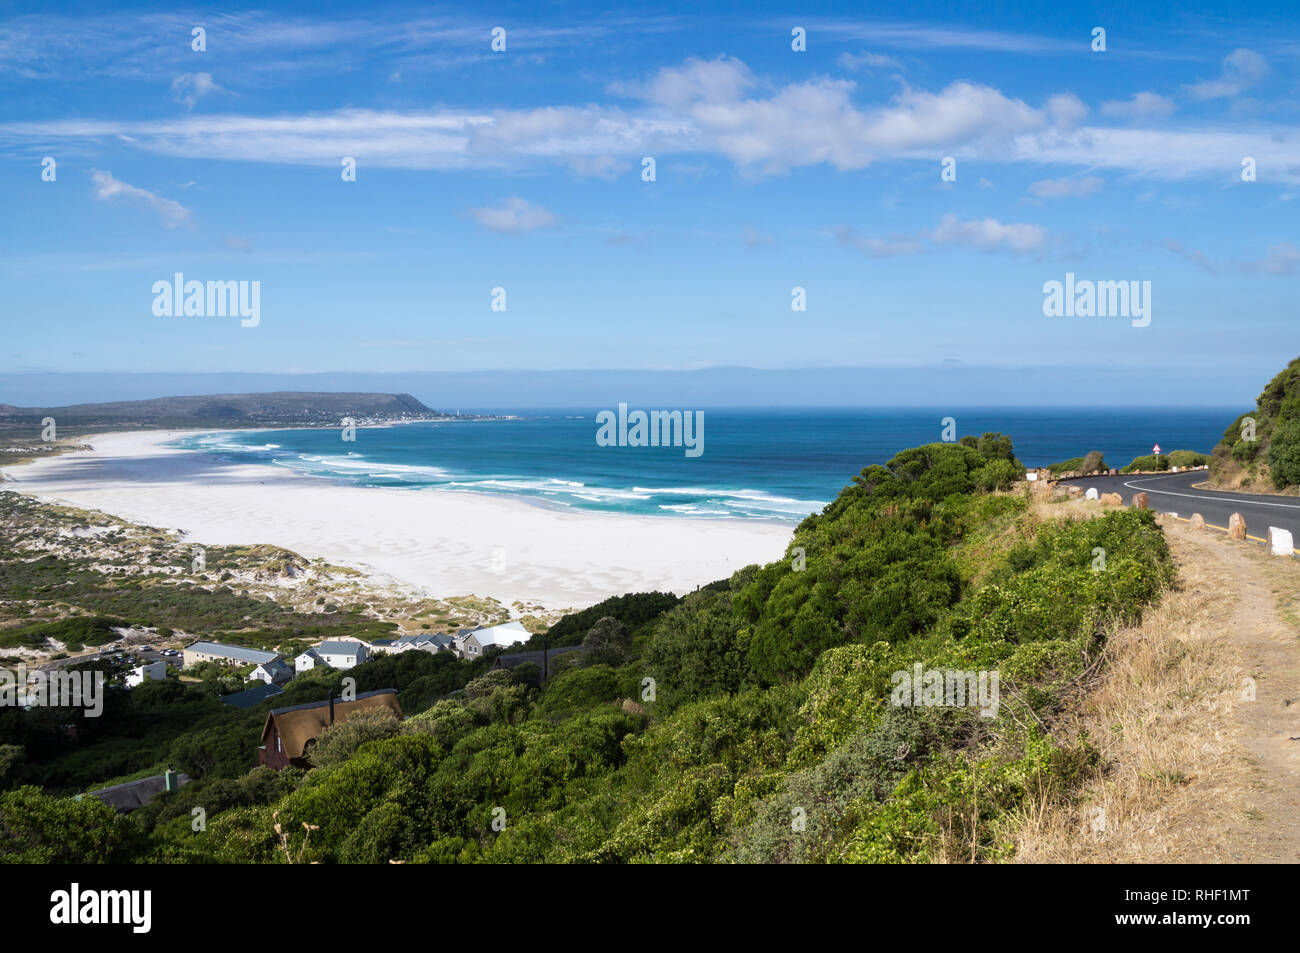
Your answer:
1060,469 -> 1300,553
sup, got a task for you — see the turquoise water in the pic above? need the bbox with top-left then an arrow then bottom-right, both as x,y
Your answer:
172,406 -> 1236,523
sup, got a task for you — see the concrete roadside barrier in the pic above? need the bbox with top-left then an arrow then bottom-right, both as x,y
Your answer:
1190,513 -> 1205,529
1269,526 -> 1294,556
1132,492 -> 1149,509
1085,487 -> 1099,500
1229,513 -> 1247,539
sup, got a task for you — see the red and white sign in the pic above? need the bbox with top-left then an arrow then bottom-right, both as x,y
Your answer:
1152,444 -> 1162,454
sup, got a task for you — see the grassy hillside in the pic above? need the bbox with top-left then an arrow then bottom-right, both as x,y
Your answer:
1209,356 -> 1300,491
0,435 -> 1176,864
0,391 -> 440,439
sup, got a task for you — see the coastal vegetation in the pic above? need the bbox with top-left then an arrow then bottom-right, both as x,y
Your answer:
1047,451 -> 1107,476
1209,355 -> 1300,491
1120,450 -> 1207,473
0,433 -> 1176,863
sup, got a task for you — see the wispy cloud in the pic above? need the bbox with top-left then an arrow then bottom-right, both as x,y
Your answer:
833,214 -> 1046,257
467,197 -> 557,233
803,20 -> 1077,54
171,72 -> 227,109
89,170 -> 192,228
833,226 -> 924,257
837,51 -> 903,71
1240,242 -> 1300,275
1027,176 -> 1103,199
931,214 -> 1046,253
1185,48 -> 1269,100
1163,238 -> 1218,274
4,56 -> 1299,184
1101,91 -> 1176,120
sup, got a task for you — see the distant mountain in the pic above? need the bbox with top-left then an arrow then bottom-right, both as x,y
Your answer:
0,392 -> 440,429
1208,357 -> 1300,492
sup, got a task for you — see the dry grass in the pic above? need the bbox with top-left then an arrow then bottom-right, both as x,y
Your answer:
1009,514 -> 1255,862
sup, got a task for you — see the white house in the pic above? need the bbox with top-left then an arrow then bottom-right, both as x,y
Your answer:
294,648 -> 320,673
457,620 -> 530,658
125,660 -> 167,689
315,640 -> 368,669
390,633 -> 456,655
250,659 -> 293,685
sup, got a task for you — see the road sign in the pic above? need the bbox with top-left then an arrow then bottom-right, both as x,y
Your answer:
1152,444 -> 1161,454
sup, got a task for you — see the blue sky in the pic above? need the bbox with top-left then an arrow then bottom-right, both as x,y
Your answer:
2,1 -> 1299,405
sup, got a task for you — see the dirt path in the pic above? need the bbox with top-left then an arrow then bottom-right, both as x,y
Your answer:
1013,510 -> 1300,862
1163,519 -> 1300,862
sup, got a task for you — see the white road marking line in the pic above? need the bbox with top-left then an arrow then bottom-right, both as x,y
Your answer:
1118,472 -> 1300,510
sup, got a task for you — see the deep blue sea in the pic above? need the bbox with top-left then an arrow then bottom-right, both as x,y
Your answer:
172,407 -> 1235,524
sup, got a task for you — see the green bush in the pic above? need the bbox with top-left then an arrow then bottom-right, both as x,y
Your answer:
1268,418 -> 1300,488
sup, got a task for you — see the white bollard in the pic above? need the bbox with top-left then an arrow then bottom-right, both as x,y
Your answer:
1085,487 -> 1099,500
1268,526 -> 1294,556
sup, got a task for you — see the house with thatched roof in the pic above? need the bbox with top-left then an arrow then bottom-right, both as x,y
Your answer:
258,689 -> 402,770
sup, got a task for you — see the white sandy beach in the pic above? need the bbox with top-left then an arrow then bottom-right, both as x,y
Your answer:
2,431 -> 793,610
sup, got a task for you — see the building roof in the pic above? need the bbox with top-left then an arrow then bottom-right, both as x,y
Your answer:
392,633 -> 454,650
317,640 -> 365,658
261,689 -> 402,761
88,772 -> 191,812
296,648 -> 319,660
255,658 -> 292,676
186,641 -> 281,665
220,682 -> 285,709
464,619 -> 530,649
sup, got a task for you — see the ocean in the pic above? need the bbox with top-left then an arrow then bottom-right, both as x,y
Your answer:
171,406 -> 1237,524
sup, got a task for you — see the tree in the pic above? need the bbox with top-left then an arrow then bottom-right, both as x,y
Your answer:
581,616 -> 631,666
1081,450 -> 1106,474
0,786 -> 141,863
1268,417 -> 1300,488
307,708 -> 403,769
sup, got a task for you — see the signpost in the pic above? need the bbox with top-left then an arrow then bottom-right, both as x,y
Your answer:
1152,444 -> 1161,455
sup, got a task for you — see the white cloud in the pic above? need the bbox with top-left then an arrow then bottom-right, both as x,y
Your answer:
467,197 -> 557,233
742,224 -> 773,247
1185,48 -> 1269,100
90,170 -> 192,228
625,55 -> 757,107
931,213 -> 1046,252
833,215 -> 1045,257
1027,176 -> 1103,199
5,56 -> 1299,184
171,72 -> 227,109
1101,91 -> 1175,120
1045,93 -> 1087,130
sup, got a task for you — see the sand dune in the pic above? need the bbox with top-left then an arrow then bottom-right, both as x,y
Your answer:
4,430 -> 793,610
